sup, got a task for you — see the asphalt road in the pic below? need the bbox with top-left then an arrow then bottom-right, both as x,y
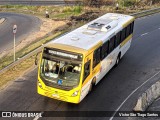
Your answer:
0,13 -> 160,120
0,12 -> 41,52
0,0 -> 69,5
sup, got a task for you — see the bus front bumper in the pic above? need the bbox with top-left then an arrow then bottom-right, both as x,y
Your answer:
37,85 -> 80,104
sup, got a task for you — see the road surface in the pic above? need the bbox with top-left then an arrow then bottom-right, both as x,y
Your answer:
0,13 -> 160,120
0,0 -> 73,5
0,12 -> 41,52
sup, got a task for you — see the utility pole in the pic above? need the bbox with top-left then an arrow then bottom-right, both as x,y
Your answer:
13,24 -> 17,62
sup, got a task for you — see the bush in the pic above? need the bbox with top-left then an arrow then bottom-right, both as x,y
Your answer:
73,6 -> 82,13
5,4 -> 13,8
62,6 -> 73,12
61,6 -> 82,13
118,0 -> 137,7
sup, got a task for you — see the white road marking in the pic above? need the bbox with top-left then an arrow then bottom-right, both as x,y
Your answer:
158,28 -> 160,30
109,70 -> 160,120
141,32 -> 148,36
33,112 -> 43,120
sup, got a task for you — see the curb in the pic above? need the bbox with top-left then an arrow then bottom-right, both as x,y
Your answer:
134,80 -> 160,111
131,7 -> 160,18
0,18 -> 6,24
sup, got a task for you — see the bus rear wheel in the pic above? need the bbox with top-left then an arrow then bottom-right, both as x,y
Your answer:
115,54 -> 121,66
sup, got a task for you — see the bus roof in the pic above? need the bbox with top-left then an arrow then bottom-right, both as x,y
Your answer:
48,13 -> 134,52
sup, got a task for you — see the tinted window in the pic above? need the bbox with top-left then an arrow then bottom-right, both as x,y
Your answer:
130,22 -> 134,34
115,32 -> 121,47
109,36 -> 115,53
126,24 -> 131,37
101,41 -> 109,60
121,28 -> 126,42
93,47 -> 101,68
83,60 -> 90,80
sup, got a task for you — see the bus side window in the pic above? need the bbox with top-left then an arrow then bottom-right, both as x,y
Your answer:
120,28 -> 126,42
101,41 -> 109,60
126,24 -> 131,37
115,32 -> 121,47
108,36 -> 115,54
83,60 -> 91,81
130,22 -> 134,34
93,47 -> 101,68
112,35 -> 116,48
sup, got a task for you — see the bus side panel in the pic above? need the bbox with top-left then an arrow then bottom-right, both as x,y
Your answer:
80,76 -> 93,101
120,35 -> 132,57
80,35 -> 133,88
95,36 -> 133,84
96,47 -> 119,84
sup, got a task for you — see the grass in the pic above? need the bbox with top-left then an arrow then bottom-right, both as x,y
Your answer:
52,11 -> 81,19
0,55 -> 36,88
0,5 -> 84,19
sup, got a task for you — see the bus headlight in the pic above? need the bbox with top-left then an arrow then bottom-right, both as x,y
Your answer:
38,81 -> 42,88
72,91 -> 79,97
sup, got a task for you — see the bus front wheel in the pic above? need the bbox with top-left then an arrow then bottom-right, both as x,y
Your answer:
89,77 -> 96,92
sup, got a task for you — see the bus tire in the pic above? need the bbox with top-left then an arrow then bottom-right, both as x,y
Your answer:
89,77 -> 96,92
89,83 -> 93,92
115,53 -> 121,66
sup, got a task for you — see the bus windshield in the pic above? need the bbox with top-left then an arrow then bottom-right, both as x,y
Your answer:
40,58 -> 82,88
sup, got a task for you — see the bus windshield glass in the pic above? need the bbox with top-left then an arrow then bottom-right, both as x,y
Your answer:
40,57 -> 82,88
41,59 -> 81,86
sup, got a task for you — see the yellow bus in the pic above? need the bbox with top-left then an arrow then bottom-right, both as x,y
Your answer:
37,13 -> 135,103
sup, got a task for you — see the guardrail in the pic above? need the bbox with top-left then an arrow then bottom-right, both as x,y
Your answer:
131,7 -> 160,18
0,7 -> 160,75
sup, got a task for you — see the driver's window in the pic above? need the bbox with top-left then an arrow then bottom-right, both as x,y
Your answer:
42,60 -> 59,78
83,60 -> 91,81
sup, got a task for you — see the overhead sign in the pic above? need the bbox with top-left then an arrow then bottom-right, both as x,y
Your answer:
48,50 -> 78,59
13,24 -> 17,34
43,48 -> 83,61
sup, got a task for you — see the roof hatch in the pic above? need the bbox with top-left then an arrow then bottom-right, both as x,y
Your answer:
87,17 -> 118,32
